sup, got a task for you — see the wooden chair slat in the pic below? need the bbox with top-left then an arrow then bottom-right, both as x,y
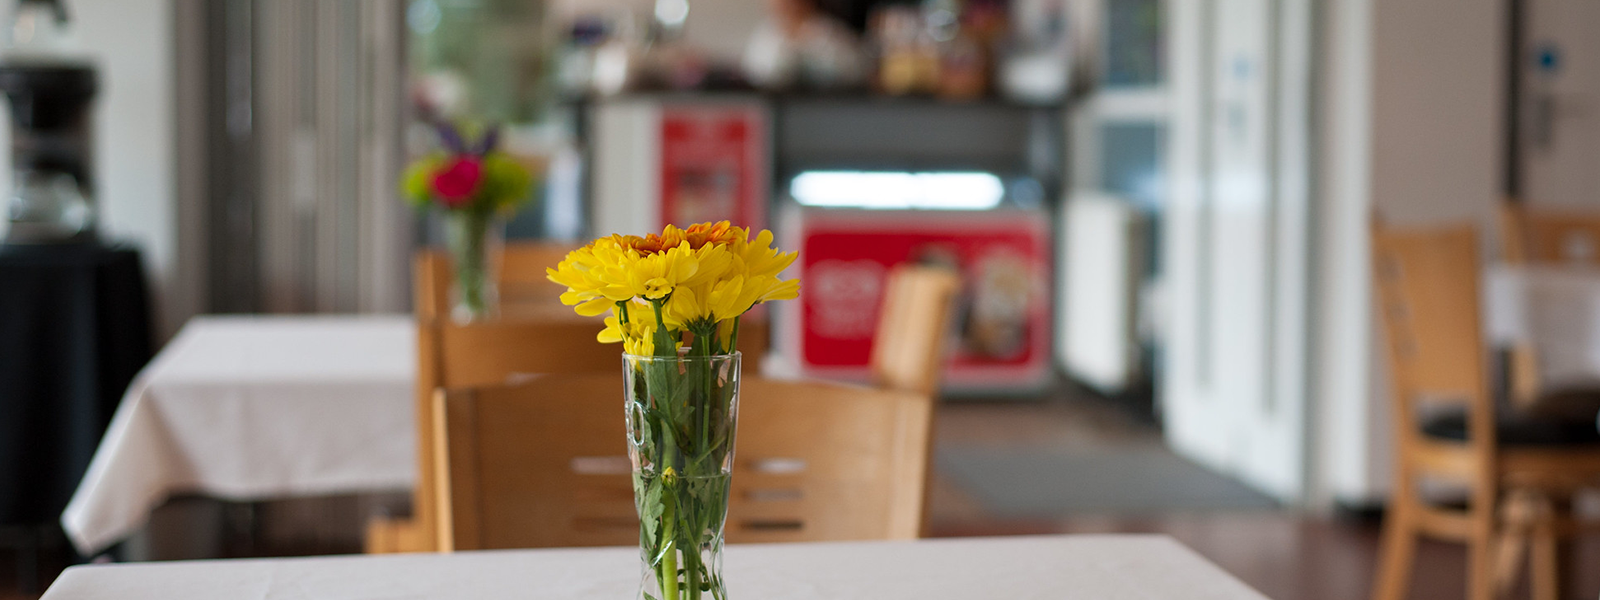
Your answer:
431,374 -> 934,551
870,265 -> 962,397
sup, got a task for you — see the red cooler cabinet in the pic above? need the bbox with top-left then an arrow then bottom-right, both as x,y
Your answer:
780,207 -> 1053,394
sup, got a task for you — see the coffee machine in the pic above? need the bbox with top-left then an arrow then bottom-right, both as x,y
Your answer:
0,0 -> 96,243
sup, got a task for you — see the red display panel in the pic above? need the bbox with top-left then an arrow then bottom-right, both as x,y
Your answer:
787,209 -> 1053,392
659,106 -> 767,230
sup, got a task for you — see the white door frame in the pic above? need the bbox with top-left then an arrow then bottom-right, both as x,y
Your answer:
1162,0 -> 1314,502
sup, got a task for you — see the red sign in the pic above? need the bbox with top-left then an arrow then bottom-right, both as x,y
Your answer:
659,106 -> 767,230
786,209 -> 1053,392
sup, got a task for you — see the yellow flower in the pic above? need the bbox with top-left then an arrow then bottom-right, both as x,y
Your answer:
705,276 -> 749,320
626,242 -> 699,300
733,229 -> 798,280
624,240 -> 735,303
662,274 -> 744,327
662,274 -> 800,338
597,309 -> 667,356
662,285 -> 700,328
686,242 -> 735,287
548,237 -> 641,315
659,239 -> 797,327
739,274 -> 801,308
550,223 -> 798,347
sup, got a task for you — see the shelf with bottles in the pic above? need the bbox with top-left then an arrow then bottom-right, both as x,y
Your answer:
553,0 -> 1089,111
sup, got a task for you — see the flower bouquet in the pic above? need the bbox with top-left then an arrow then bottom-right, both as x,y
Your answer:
402,123 -> 534,321
548,222 -> 800,600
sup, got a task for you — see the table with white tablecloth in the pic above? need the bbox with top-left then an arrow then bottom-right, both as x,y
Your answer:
61,315 -> 416,556
40,535 -> 1269,600
1484,265 -> 1600,432
1484,265 -> 1600,389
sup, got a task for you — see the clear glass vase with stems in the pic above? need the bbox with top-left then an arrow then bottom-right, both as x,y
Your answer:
624,352 -> 740,600
443,209 -> 503,322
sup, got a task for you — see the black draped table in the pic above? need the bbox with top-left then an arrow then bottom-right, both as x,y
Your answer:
0,242 -> 151,534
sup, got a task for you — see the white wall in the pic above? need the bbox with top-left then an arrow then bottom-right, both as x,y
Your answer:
1521,0 -> 1600,209
0,0 -> 181,337
1311,0 -> 1506,506
80,0 -> 180,337
1370,0 -> 1505,231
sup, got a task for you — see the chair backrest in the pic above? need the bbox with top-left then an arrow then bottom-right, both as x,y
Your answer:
432,373 -> 934,551
410,246 -> 618,552
870,265 -> 962,397
730,377 -> 933,542
1499,201 -> 1600,265
418,242 -> 579,320
417,245 -> 770,373
502,243 -> 581,315
1370,221 -> 1497,452
431,375 -> 635,551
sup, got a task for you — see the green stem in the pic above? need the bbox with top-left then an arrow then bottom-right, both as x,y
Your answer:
661,490 -> 679,600
651,300 -> 676,357
452,211 -> 491,318
684,526 -> 701,600
698,339 -> 712,464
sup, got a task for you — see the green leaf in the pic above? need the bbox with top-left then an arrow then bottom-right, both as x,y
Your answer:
636,474 -> 664,553
399,156 -> 442,208
480,152 -> 535,211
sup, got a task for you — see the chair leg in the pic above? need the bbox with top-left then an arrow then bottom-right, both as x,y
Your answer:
1495,489 -> 1542,597
1468,489 -> 1499,600
1494,522 -> 1528,597
1528,503 -> 1559,600
1469,526 -> 1498,600
1557,538 -> 1578,600
1373,507 -> 1418,600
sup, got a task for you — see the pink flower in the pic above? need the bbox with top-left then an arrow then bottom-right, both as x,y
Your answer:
432,156 -> 485,208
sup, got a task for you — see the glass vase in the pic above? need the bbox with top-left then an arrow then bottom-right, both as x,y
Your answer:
443,209 -> 503,322
624,352 -> 741,600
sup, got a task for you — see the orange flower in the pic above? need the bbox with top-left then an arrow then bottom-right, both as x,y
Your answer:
617,229 -> 684,256
616,221 -> 748,255
683,221 -> 746,249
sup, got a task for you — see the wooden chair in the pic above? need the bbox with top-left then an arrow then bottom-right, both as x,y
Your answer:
871,264 -> 963,397
431,372 -> 934,551
1498,201 -> 1600,266
369,243 -> 773,553
1370,221 -> 1600,600
364,244 -> 619,554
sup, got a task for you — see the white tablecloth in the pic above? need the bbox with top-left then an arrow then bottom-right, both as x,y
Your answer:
41,535 -> 1269,600
61,315 -> 416,555
1484,265 -> 1600,391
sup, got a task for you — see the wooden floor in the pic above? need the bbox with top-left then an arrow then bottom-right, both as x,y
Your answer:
933,510 -> 1600,600
4,388 -> 1597,600
924,392 -> 1600,600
